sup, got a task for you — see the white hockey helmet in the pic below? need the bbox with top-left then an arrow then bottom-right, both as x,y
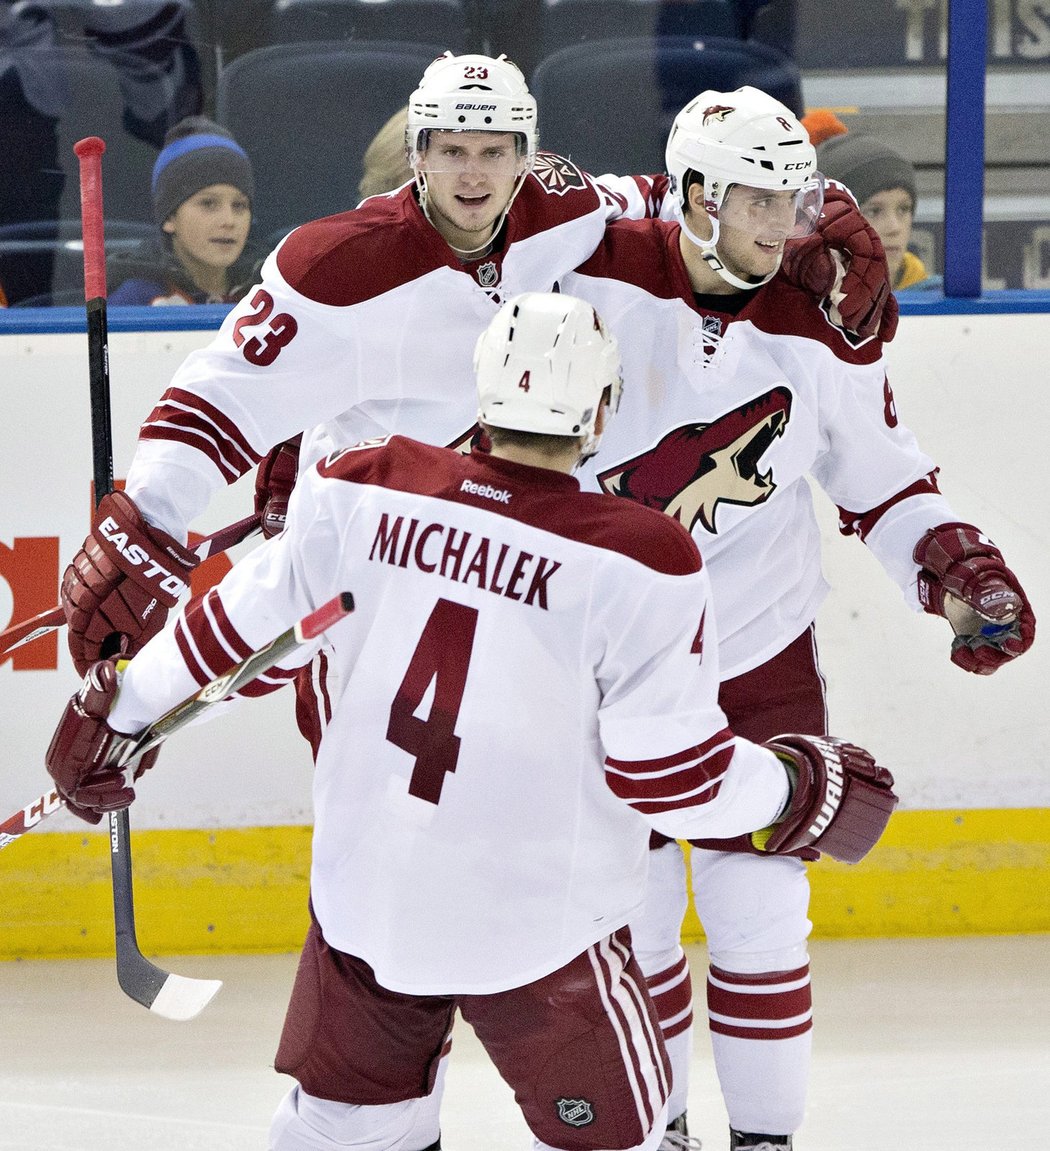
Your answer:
474,292 -> 622,450
407,51 -> 538,164
665,86 -> 824,289
665,85 -> 819,214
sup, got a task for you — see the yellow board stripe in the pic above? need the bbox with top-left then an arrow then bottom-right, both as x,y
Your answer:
2,810 -> 1049,959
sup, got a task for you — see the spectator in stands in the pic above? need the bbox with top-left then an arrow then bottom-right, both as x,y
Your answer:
108,117 -> 263,306
805,111 -> 941,292
358,106 -> 413,201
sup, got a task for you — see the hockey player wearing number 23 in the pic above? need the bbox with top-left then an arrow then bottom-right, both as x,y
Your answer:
46,293 -> 899,1151
561,87 -> 1037,1150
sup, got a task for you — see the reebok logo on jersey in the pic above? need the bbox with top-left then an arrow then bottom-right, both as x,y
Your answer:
98,517 -> 189,598
460,479 -> 511,503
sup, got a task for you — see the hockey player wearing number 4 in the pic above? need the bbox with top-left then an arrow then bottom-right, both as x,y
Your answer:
46,292 -> 898,1151
559,87 -> 1037,1151
58,51 -> 898,1151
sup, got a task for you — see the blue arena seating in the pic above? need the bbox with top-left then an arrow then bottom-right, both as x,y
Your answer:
530,35 -> 803,178
265,0 -> 467,49
216,41 -> 445,241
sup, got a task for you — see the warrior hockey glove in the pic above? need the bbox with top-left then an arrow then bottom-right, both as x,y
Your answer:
62,491 -> 197,676
913,522 -> 1036,675
753,734 -> 897,863
781,187 -> 899,343
45,659 -> 159,824
254,435 -> 302,539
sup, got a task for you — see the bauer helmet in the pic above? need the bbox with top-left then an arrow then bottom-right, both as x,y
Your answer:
474,292 -> 622,453
407,52 -> 538,165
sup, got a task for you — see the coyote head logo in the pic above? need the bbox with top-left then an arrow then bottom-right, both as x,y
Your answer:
702,104 -> 735,125
597,387 -> 792,535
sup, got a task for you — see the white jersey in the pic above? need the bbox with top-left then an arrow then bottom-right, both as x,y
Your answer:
111,437 -> 789,994
123,155 -> 629,541
564,220 -> 956,678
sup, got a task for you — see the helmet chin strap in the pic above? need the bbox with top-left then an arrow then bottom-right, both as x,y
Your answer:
416,166 -> 531,260
680,211 -> 782,292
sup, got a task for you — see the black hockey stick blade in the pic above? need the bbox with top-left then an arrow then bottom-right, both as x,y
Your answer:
108,807 -> 222,1021
111,591 -> 352,1018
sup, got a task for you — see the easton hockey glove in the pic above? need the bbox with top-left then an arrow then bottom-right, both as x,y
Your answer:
913,522 -> 1035,674
45,659 -> 158,824
753,734 -> 897,863
781,187 -> 899,343
62,491 -> 197,676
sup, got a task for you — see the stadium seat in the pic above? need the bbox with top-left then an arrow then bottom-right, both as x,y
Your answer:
0,42 -> 194,220
216,41 -> 444,241
530,36 -> 803,178
8,0 -> 205,144
538,0 -> 738,58
266,0 -> 467,48
0,220 -> 155,305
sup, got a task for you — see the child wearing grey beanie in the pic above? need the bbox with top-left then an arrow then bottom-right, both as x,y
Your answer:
816,133 -> 940,291
110,116 -> 262,305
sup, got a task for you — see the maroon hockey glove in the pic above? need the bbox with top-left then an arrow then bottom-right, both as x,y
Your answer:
913,522 -> 1036,675
45,660 -> 159,824
254,435 -> 302,539
756,734 -> 897,863
62,491 -> 197,677
781,187 -> 898,343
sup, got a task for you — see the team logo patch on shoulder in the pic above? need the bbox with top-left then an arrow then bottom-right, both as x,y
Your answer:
556,1097 -> 595,1127
533,154 -> 587,195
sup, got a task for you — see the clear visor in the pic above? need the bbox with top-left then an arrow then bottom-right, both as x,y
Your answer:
411,130 -> 526,178
717,175 -> 825,240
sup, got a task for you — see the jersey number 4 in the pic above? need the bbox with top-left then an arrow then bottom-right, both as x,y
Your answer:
386,598 -> 478,805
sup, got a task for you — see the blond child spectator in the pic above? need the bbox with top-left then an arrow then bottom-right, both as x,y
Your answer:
358,106 -> 412,201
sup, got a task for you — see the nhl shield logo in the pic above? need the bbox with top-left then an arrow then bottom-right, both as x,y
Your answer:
476,260 -> 499,288
555,1097 -> 595,1127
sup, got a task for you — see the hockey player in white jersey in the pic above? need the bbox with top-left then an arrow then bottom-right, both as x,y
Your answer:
60,52 -> 896,688
557,88 -> 1036,1150
46,293 -> 897,1151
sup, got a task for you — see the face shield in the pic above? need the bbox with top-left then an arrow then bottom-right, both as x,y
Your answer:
410,130 -> 528,180
680,172 -> 826,290
411,129 -> 532,257
715,174 -> 825,241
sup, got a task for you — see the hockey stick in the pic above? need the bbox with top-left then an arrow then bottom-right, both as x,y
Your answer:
0,591 -> 353,1019
0,513 -> 263,659
0,788 -> 63,850
0,590 -> 354,851
75,134 -> 182,1020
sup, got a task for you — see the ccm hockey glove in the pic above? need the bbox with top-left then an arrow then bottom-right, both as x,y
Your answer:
754,734 -> 897,864
254,434 -> 302,539
781,187 -> 899,342
62,491 -> 197,676
45,659 -> 158,824
913,522 -> 1036,674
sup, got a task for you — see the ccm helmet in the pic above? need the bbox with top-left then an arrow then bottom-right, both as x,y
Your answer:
666,85 -> 818,213
665,86 -> 823,288
407,52 -> 538,164
474,293 -> 622,452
